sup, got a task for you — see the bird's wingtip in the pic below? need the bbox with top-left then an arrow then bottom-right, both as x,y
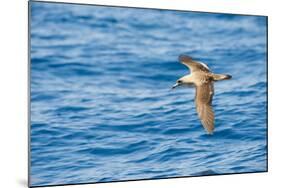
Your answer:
178,54 -> 193,62
205,127 -> 214,135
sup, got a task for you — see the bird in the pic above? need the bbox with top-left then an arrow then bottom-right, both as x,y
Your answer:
172,55 -> 232,134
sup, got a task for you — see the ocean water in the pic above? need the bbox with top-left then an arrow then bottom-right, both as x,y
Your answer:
30,2 -> 267,187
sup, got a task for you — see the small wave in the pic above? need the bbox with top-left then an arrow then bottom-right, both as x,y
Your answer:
162,127 -> 196,135
31,93 -> 57,102
221,90 -> 256,97
190,169 -> 218,176
78,140 -> 149,156
54,106 -> 90,113
249,81 -> 267,89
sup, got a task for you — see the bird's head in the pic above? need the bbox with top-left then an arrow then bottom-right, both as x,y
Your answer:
171,79 -> 183,89
171,75 -> 193,90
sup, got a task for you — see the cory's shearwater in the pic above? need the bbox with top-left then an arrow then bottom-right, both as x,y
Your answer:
172,55 -> 232,134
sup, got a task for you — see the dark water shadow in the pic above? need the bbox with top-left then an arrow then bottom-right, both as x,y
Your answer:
190,169 -> 218,176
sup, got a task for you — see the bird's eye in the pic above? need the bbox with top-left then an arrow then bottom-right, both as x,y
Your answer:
177,80 -> 183,84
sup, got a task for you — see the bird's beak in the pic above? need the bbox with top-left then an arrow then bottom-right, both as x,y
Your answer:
171,83 -> 180,89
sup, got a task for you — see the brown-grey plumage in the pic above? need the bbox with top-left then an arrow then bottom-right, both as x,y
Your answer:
195,83 -> 214,133
179,55 -> 211,73
172,55 -> 232,134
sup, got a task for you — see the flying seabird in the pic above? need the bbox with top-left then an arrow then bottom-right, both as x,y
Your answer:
172,55 -> 232,134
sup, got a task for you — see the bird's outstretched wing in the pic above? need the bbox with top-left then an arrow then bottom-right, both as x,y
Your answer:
179,55 -> 211,73
195,83 -> 214,134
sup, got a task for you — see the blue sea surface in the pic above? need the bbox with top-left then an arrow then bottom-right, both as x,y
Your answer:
30,2 -> 267,187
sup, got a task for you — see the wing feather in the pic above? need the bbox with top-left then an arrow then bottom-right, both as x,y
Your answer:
195,83 -> 215,134
179,55 -> 211,73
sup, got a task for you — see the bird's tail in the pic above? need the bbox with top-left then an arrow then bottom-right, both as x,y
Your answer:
212,74 -> 232,81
